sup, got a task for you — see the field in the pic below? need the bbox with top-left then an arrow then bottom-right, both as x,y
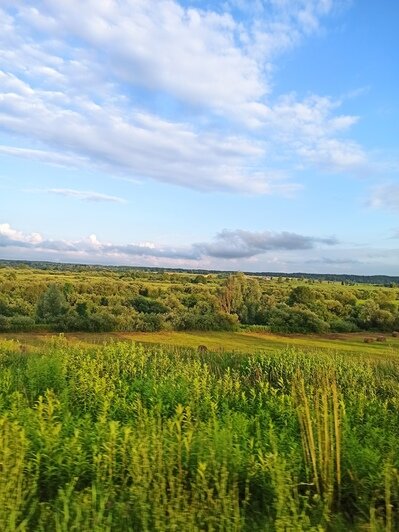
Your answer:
3,329 -> 399,359
1,336 -> 399,530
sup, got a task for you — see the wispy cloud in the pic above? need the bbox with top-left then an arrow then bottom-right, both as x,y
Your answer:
306,257 -> 361,265
40,188 -> 126,204
0,145 -> 89,168
367,184 -> 399,212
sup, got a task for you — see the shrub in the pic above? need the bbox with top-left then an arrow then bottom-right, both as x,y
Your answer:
9,315 -> 36,332
130,296 -> 168,314
329,318 -> 357,333
0,315 -> 10,332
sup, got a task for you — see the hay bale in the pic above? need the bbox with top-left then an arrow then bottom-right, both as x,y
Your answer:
363,337 -> 374,343
376,336 -> 386,342
197,345 -> 208,353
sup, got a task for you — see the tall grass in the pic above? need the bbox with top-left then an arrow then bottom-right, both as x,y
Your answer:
0,338 -> 398,530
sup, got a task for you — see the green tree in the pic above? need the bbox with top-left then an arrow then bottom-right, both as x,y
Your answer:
288,286 -> 315,306
219,273 -> 245,315
36,285 -> 67,323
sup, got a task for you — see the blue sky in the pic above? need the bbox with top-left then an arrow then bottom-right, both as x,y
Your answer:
1,0 -> 399,274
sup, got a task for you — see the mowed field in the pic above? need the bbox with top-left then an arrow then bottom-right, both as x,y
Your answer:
3,329 -> 399,359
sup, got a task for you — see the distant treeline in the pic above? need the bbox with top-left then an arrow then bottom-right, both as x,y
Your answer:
1,265 -> 399,334
1,259 -> 398,286
252,271 -> 399,286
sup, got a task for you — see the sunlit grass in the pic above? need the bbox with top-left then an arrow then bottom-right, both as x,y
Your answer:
3,329 -> 399,359
0,338 -> 399,530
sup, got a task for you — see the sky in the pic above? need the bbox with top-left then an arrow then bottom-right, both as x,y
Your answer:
1,0 -> 399,274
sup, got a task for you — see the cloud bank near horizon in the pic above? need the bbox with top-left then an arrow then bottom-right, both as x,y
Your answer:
3,223 -> 399,275
0,223 -> 338,264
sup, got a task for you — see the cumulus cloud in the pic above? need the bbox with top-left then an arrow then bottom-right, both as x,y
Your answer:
22,1 -> 263,111
0,1 -> 368,193
0,223 -> 43,248
255,94 -> 366,174
0,223 -> 201,261
0,223 -> 338,264
0,72 -> 291,194
3,0 -> 337,113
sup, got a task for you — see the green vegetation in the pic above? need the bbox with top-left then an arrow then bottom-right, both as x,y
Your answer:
2,261 -> 399,529
1,263 -> 399,335
1,338 -> 399,530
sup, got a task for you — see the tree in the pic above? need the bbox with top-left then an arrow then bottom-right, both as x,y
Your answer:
219,274 -> 245,315
288,286 -> 315,306
268,304 -> 329,333
36,285 -> 67,322
241,277 -> 262,324
76,302 -> 88,318
355,300 -> 396,331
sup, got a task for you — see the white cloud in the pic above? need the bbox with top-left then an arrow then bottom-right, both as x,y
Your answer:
9,1 -> 262,109
0,223 -> 43,246
0,145 -> 89,168
256,94 -> 367,173
0,1 -> 370,193
0,73 -> 295,193
296,138 -> 367,174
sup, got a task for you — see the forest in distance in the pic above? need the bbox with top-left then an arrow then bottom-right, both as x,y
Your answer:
2,259 -> 399,285
1,261 -> 399,335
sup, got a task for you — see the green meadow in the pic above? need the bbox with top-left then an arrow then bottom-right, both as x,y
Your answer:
1,337 -> 399,530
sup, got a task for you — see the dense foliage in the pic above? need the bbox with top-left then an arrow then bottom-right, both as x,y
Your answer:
1,265 -> 399,333
1,339 -> 399,530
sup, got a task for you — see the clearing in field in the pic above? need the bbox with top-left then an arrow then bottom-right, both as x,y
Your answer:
3,329 -> 399,359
